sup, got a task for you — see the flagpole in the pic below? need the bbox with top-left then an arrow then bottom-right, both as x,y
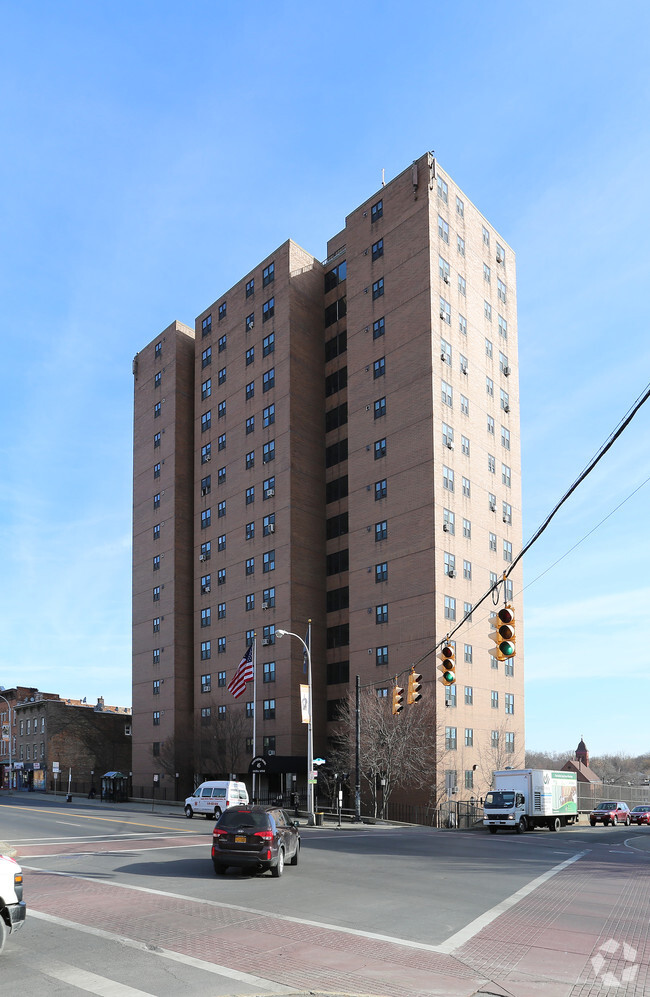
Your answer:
307,619 -> 314,822
252,636 -> 257,803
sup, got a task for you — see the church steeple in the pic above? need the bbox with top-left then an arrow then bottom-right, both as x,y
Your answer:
576,736 -> 589,767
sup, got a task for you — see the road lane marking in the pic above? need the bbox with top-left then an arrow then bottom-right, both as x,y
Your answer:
435,849 -> 590,954
42,961 -> 157,996
55,821 -> 87,828
30,912 -> 294,993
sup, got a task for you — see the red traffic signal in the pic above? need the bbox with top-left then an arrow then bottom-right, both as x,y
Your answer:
407,668 -> 422,705
437,643 -> 455,686
392,683 -> 404,716
489,605 -> 516,660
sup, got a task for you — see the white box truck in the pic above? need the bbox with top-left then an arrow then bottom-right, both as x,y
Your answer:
0,852 -> 26,954
483,769 -> 578,834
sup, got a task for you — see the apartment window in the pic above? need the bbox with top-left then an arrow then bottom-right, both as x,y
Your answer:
218,636 -> 226,654
263,476 -> 275,498
200,709 -> 211,726
458,275 -> 466,296
503,540 -> 513,563
489,532 -> 497,552
497,278 -> 507,304
216,434 -> 225,453
261,699 -> 276,721
483,263 -> 491,284
481,225 -> 490,248
440,297 -> 451,324
263,440 -> 275,463
444,595 -> 456,621
218,301 -> 226,321
372,278 -> 384,300
154,341 -> 162,359
153,618 -> 160,633
438,216 -> 449,243
201,673 -> 211,693
263,332 -> 275,357
488,454 -> 496,474
200,541 -> 211,562
462,476 -> 470,498
153,524 -> 160,540
201,641 -> 211,660
262,586 -> 275,608
496,242 -> 505,264
443,466 -> 454,492
462,518 -> 471,539
262,297 -> 275,322
246,319 -> 255,338
246,557 -> 254,575
246,416 -> 255,435
457,236 -> 465,259
246,593 -> 255,612
373,357 -> 385,380
152,586 -> 160,602
485,337 -> 493,359
373,316 -> 385,339
218,602 -> 226,620
153,712 -> 160,726
153,554 -> 160,571
201,315 -> 212,337
505,732 -> 515,754
503,502 -> 512,525
498,315 -> 508,340
461,435 -> 470,456
152,648 -> 160,664
246,277 -> 254,297
487,415 -> 495,435
464,643 -> 472,663
460,395 -> 469,416
262,624 -> 275,645
505,693 -> 514,715
202,346 -> 212,368
153,433 -> 161,450
491,691 -> 499,710
154,401 -> 161,420
374,438 -> 387,459
371,198 -> 383,222
459,314 -> 467,336
263,736 -> 276,755
490,652 -> 498,670
463,560 -> 471,581
245,487 -> 255,508
154,462 -> 161,479
439,255 -> 450,283
245,450 -> 255,470
375,604 -> 388,624
445,683 -> 457,708
246,346 -> 255,369
374,397 -> 386,419
442,423 -> 453,448
464,686 -> 473,707
501,426 -> 510,450
263,514 -> 275,536
201,378 -> 212,400
218,400 -> 226,419
484,301 -> 492,321
263,661 -> 276,683
262,261 -> 275,287
502,463 -> 511,487
263,550 -> 275,572
201,607 -> 211,628
500,389 -> 510,412
441,381 -> 452,407
372,238 -> 384,261
486,377 -> 494,398
372,478 -> 387,502
376,646 -> 388,667
443,508 -> 454,534
375,520 -> 388,542
218,334 -> 226,352
375,561 -> 388,583
216,501 -> 225,519
200,443 -> 211,464
444,552 -> 455,577
201,574 -> 211,595
445,727 -> 457,751
214,567 -> 225,586
201,411 -> 211,433
499,351 -> 509,375
456,195 -> 464,217
437,176 -> 448,202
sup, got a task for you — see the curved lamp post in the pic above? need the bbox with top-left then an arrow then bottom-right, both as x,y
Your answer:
276,627 -> 314,825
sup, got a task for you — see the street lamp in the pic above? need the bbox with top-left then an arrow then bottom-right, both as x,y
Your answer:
0,693 -> 12,791
276,627 -> 314,825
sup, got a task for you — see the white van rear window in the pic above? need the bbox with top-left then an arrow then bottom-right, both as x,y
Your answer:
213,788 -> 226,798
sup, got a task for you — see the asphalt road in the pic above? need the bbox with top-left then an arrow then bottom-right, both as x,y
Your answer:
1,796 -> 649,995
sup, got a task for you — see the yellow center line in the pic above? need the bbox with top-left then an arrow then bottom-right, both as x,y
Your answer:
2,804 -> 199,832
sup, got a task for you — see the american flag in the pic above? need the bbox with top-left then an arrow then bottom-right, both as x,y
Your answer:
228,644 -> 254,699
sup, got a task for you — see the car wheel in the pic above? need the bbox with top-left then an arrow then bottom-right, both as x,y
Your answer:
213,807 -> 222,820
185,805 -> 193,819
0,916 -> 6,956
489,827 -> 497,834
604,818 -> 610,826
625,816 -> 630,826
271,848 -> 285,877
213,862 -> 226,876
549,817 -> 561,832
590,820 -> 596,826
516,818 -> 526,834
290,842 -> 299,866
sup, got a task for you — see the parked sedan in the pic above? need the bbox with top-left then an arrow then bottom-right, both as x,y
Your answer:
629,805 -> 650,826
589,801 -> 631,826
211,805 -> 300,877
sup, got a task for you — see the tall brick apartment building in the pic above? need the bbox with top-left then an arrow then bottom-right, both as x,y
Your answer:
132,152 -> 524,803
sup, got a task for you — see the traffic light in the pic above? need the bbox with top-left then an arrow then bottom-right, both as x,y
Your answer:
437,642 -> 455,686
489,605 -> 516,661
392,682 -> 404,716
407,668 -> 422,705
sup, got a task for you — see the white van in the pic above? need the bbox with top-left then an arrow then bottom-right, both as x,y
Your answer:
184,781 -> 249,819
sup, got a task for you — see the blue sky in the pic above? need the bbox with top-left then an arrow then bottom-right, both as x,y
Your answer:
1,3 -> 649,757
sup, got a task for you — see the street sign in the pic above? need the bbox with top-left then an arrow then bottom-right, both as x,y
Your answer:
52,762 -> 60,773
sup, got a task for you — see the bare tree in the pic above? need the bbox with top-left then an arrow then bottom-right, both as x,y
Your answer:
476,722 -> 525,798
335,688 -> 444,818
193,703 -> 249,782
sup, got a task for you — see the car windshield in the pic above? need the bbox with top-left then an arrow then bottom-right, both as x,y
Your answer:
632,806 -> 647,812
217,809 -> 269,830
484,791 -> 515,808
596,802 -> 617,810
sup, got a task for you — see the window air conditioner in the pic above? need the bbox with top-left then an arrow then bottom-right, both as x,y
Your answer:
443,273 -> 450,284
204,585 -> 211,593
441,352 -> 447,361
496,252 -> 504,263
504,404 -> 510,413
199,554 -> 206,562
440,311 -> 445,320
268,524 -> 275,533
262,637 -> 271,646
461,365 -> 468,375
489,503 -> 496,512
503,517 -> 509,524
204,454 -> 211,461
266,749 -> 276,756
442,523 -> 449,532
201,488 -> 208,496
504,366 -> 511,376
448,569 -> 456,578
446,441 -> 453,450
262,601 -> 269,610
267,488 -> 275,497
